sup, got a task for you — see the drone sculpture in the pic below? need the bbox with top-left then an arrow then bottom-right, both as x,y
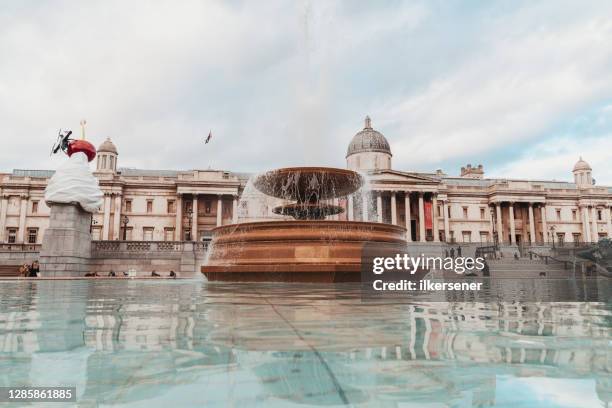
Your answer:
51,128 -> 96,162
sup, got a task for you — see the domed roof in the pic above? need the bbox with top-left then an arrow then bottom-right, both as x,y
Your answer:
98,138 -> 118,154
573,156 -> 591,172
346,116 -> 391,158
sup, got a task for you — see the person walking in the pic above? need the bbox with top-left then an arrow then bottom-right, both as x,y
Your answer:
457,246 -> 462,257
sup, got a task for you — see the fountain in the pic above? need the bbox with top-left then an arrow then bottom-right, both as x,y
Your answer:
202,167 -> 408,282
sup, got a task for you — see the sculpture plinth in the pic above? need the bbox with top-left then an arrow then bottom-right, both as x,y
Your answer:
39,203 -> 93,277
202,167 -> 408,282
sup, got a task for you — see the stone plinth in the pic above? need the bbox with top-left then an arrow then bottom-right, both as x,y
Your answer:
39,203 -> 92,277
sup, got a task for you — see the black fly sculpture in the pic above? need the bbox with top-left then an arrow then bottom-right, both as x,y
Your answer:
50,129 -> 74,156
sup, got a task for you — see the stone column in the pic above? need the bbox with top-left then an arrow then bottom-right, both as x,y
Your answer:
0,195 -> 8,242
606,205 -> 612,238
112,195 -> 122,240
443,200 -> 450,243
216,195 -> 223,226
348,195 -> 354,221
17,195 -> 28,243
418,193 -> 425,242
541,205 -> 548,243
528,203 -> 536,245
496,203 -> 503,244
232,195 -> 239,224
591,206 -> 599,243
391,193 -> 397,225
376,193 -> 383,223
102,194 -> 111,240
404,193 -> 412,242
362,193 -> 369,221
509,202 -> 516,245
432,195 -> 439,242
580,205 -> 591,243
192,195 -> 198,241
175,194 -> 182,241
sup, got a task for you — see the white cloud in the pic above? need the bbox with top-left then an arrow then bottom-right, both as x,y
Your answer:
373,2 -> 612,170
490,134 -> 612,184
0,0 -> 610,182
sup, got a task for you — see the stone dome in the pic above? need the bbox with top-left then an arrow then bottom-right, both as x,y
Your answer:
573,157 -> 591,172
346,116 -> 391,158
98,138 -> 118,154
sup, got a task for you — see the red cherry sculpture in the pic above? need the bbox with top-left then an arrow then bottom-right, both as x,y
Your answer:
67,140 -> 97,162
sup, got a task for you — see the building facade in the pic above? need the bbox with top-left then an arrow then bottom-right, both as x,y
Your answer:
1,119 -> 611,246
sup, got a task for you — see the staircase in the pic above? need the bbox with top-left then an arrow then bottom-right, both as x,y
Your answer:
0,265 -> 20,277
486,257 -> 573,279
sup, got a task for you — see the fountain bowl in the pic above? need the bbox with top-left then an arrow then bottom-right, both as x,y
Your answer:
202,220 -> 407,282
253,167 -> 363,202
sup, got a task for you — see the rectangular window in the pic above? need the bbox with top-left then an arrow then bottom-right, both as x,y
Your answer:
556,209 -> 561,221
7,228 -> 17,244
205,201 -> 212,214
480,208 -> 486,219
27,228 -> 38,244
31,201 -> 39,214
480,231 -> 489,243
146,200 -> 153,214
572,209 -> 577,221
124,227 -> 133,241
462,231 -> 471,243
448,205 -> 451,219
167,200 -> 176,214
143,227 -> 154,241
164,227 -> 175,241
597,210 -> 602,221
125,199 -> 132,213
462,207 -> 468,219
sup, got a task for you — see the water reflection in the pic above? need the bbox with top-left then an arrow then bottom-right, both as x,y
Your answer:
0,280 -> 610,407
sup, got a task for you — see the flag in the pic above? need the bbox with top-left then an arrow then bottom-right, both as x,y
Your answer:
205,130 -> 212,144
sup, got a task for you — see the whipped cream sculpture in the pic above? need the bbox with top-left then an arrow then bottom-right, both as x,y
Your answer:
45,129 -> 103,213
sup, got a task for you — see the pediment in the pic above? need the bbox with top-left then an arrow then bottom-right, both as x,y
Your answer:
367,169 -> 440,184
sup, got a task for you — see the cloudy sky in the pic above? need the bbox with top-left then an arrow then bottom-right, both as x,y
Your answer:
1,0 -> 611,184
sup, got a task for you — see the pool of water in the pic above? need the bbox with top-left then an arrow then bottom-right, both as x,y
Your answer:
0,280 -> 610,407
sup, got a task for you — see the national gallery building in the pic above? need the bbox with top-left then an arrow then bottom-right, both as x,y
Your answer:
1,117 -> 611,246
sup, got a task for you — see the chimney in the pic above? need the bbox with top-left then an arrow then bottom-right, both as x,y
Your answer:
460,163 -> 484,179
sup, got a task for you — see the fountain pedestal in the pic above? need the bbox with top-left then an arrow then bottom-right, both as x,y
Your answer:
39,203 -> 92,277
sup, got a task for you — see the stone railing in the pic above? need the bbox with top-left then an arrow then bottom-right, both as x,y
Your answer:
0,243 -> 41,252
91,240 -> 209,255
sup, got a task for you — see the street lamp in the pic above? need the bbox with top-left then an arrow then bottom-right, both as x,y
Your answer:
549,225 -> 556,250
185,208 -> 193,241
122,215 -> 130,240
90,217 -> 99,234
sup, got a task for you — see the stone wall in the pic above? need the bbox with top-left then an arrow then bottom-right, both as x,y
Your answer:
90,240 -> 207,277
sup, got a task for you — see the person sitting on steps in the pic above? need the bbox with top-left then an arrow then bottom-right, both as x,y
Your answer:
169,271 -> 176,279
151,271 -> 161,277
28,260 -> 40,278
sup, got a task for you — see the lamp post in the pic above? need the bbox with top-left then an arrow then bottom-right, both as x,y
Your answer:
122,215 -> 130,241
90,217 -> 99,234
549,225 -> 556,250
185,208 -> 193,241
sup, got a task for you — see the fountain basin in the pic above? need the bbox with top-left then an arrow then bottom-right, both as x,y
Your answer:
202,220 -> 407,282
